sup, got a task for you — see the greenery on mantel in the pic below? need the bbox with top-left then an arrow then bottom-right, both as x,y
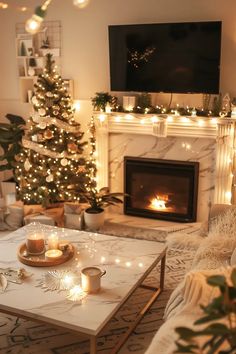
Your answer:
91,92 -> 230,118
174,268 -> 236,354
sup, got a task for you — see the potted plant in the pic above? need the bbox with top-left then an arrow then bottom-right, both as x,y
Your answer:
82,187 -> 124,231
0,114 -> 25,172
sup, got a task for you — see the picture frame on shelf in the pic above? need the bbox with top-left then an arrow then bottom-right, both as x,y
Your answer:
18,38 -> 33,57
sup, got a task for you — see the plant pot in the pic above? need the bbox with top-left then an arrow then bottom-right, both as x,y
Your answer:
84,208 -> 105,231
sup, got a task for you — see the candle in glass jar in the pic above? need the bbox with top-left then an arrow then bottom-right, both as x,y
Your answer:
45,249 -> 63,260
26,232 -> 45,255
48,233 -> 59,250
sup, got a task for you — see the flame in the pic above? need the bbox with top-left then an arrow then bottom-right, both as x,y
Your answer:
149,195 -> 168,210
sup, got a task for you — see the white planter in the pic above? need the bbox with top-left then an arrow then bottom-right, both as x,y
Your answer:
84,208 -> 105,231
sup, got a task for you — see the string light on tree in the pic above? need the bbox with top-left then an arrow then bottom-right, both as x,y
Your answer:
14,53 -> 91,206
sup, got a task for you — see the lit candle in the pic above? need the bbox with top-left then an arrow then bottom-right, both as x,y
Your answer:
45,249 -> 63,260
26,232 -> 45,255
48,234 -> 59,250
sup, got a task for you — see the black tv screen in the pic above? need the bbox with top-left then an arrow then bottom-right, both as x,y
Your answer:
108,21 -> 222,94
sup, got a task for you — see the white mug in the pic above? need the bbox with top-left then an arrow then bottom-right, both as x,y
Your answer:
81,267 -> 106,293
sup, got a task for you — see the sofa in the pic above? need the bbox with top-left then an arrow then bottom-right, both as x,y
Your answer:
145,204 -> 236,354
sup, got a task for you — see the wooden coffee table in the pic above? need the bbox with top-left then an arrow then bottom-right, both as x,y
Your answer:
0,226 -> 167,354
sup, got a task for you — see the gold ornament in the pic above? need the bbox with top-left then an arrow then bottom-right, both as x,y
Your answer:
31,96 -> 38,105
61,158 -> 68,166
44,129 -> 54,140
53,111 -> 59,116
24,158 -> 31,171
38,121 -> 47,129
67,143 -> 78,154
46,92 -> 54,97
39,108 -> 46,116
32,113 -> 40,123
46,174 -> 54,182
62,113 -> 69,119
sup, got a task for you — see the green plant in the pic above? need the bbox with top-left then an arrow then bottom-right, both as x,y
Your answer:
81,187 -> 124,212
91,92 -> 113,111
0,114 -> 26,172
175,268 -> 236,354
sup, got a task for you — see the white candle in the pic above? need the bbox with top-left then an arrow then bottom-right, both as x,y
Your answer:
26,232 -> 45,255
48,234 -> 59,250
45,249 -> 63,260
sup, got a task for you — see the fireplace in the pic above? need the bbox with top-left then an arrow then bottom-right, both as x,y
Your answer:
124,157 -> 199,222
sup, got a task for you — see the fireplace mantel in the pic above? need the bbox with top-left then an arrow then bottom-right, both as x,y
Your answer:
94,113 -> 236,206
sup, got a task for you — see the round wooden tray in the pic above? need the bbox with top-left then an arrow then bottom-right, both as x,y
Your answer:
17,243 -> 75,267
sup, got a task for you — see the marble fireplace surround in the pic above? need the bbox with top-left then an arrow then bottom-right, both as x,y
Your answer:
95,113 -> 236,222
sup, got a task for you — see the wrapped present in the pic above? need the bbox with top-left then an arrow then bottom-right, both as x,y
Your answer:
64,202 -> 85,230
0,180 -> 16,197
64,212 -> 84,230
24,204 -> 64,227
24,214 -> 55,226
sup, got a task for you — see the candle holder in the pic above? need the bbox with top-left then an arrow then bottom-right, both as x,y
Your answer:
26,222 -> 45,255
47,232 -> 59,250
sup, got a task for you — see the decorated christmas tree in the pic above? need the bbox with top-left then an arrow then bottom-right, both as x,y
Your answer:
15,54 -> 90,206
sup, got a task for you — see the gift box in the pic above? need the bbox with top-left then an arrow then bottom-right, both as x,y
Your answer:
64,212 -> 84,230
64,202 -> 85,230
24,214 -> 55,226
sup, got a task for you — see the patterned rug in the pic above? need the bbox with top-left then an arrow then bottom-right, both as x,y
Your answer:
0,248 -> 193,354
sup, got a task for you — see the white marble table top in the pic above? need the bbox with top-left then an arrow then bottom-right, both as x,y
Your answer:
0,226 -> 167,336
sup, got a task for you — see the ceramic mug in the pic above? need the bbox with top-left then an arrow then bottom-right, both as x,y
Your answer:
81,266 -> 106,293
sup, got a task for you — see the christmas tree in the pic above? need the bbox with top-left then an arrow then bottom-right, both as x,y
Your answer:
15,54 -> 90,206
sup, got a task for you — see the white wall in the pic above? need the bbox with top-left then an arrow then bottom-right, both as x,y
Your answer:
0,0 -> 236,123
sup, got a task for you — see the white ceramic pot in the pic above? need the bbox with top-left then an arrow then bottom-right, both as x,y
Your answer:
84,208 -> 105,231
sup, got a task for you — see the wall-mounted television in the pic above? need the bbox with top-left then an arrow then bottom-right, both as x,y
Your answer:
108,21 -> 222,94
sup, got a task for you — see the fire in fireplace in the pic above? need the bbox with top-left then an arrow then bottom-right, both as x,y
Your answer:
124,157 -> 199,222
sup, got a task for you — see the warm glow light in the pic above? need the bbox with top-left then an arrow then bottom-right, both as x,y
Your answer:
150,197 -> 167,210
198,119 -> 204,126
73,0 -> 90,8
126,261 -> 131,267
25,14 -> 43,34
0,2 -> 8,9
114,116 -> 121,122
211,118 -> 218,125
181,117 -> 190,123
151,116 -> 158,123
125,114 -> 133,120
225,191 -> 232,202
67,285 -> 85,301
73,101 -> 81,111
98,114 -> 106,122
167,116 -> 173,122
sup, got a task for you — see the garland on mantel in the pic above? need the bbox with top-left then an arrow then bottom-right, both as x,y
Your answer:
91,92 -> 234,118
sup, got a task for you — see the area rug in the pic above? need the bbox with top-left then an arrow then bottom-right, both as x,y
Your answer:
0,248 -> 193,354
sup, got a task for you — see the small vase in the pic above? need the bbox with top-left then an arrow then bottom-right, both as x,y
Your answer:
84,208 -> 105,231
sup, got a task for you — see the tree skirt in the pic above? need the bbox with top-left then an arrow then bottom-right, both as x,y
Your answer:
0,249 -> 193,354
